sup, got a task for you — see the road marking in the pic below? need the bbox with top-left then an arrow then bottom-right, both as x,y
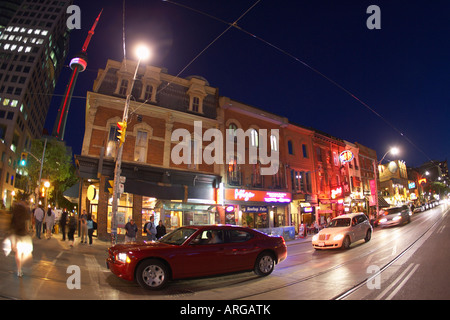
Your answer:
375,263 -> 419,300
385,263 -> 420,300
391,244 -> 397,256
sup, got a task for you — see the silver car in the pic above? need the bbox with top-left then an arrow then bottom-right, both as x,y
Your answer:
378,205 -> 411,227
312,212 -> 373,250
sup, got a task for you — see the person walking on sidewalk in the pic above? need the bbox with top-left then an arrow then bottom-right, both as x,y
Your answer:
60,208 -> 68,241
80,210 -> 88,244
86,214 -> 94,246
44,207 -> 55,240
33,205 -> 44,239
67,214 -> 77,247
3,201 -> 33,277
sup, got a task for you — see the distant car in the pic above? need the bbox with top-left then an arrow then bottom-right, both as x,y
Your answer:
312,213 -> 372,250
107,225 -> 287,290
378,205 -> 411,227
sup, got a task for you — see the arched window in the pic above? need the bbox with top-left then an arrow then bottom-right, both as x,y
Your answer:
270,134 -> 278,152
250,128 -> 259,147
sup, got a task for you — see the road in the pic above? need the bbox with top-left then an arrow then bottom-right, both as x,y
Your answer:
0,203 -> 449,301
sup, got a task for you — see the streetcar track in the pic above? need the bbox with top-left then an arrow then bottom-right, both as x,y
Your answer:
332,207 -> 447,300
233,207 -> 447,300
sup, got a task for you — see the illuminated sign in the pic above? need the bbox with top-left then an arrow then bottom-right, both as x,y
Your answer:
408,181 -> 416,189
418,178 -> 427,185
339,150 -> 354,164
225,189 -> 292,203
331,186 -> 343,199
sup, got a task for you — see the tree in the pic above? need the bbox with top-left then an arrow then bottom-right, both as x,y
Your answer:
26,138 -> 77,207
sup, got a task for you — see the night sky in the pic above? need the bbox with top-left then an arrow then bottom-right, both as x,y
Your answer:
44,0 -> 450,168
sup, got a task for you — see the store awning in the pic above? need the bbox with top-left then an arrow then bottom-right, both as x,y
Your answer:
63,182 -> 79,204
370,196 -> 390,208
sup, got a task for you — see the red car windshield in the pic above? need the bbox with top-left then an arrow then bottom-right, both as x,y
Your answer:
158,227 -> 197,245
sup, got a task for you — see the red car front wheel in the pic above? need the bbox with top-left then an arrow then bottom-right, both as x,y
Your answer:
136,259 -> 169,290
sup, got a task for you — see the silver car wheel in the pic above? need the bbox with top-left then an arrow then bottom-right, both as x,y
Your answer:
255,253 -> 275,276
142,264 -> 165,287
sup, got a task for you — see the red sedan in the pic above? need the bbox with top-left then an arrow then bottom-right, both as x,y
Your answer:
107,225 -> 287,290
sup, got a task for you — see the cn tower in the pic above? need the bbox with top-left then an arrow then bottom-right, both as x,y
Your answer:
52,9 -> 103,140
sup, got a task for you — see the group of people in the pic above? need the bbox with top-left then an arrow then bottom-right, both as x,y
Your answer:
124,215 -> 166,243
32,207 -> 93,247
4,202 -> 167,277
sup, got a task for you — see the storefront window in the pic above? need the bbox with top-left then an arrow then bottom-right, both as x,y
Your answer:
141,197 -> 161,236
163,202 -> 218,228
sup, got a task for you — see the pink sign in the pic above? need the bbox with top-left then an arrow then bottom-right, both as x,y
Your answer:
369,179 -> 377,195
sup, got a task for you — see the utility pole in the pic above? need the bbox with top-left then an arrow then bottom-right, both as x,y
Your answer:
110,45 -> 150,245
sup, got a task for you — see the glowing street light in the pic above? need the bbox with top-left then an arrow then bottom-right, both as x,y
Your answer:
110,44 -> 151,244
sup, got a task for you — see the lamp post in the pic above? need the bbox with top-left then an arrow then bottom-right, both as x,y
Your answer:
110,45 -> 150,245
373,147 -> 399,219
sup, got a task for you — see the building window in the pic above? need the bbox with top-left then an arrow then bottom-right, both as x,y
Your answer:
227,158 -> 241,186
288,140 -> 293,155
192,97 -> 200,112
106,124 -> 119,157
252,162 -> 263,188
119,79 -> 128,96
302,144 -> 308,158
144,85 -> 153,101
270,134 -> 278,152
250,128 -> 259,147
227,123 -> 238,143
134,130 -> 148,162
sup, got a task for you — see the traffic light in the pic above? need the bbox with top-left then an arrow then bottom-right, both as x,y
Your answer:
117,121 -> 127,146
107,180 -> 115,194
19,152 -> 28,166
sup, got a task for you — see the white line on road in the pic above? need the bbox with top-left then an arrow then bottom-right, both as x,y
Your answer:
375,263 -> 419,300
385,263 -> 420,300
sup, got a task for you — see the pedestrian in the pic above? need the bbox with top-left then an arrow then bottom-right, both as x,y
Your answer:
86,214 -> 94,246
146,216 -> 157,241
156,220 -> 166,239
33,205 -> 44,239
3,201 -> 33,277
44,207 -> 56,240
124,218 -> 138,243
80,210 -> 88,244
67,214 -> 77,247
60,208 -> 68,241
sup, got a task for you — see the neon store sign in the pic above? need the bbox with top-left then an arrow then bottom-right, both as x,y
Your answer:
331,186 -> 343,199
226,189 -> 292,203
339,150 -> 354,164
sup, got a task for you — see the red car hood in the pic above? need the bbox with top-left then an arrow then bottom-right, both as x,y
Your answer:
110,241 -> 175,253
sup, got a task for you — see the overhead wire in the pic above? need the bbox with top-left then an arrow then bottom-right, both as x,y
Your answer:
129,0 -> 261,117
163,0 -> 434,164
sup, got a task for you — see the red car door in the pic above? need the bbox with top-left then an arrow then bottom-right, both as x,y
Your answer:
172,229 -> 229,278
221,229 -> 259,272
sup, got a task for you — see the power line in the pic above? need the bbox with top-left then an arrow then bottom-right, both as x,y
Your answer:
163,0 -> 434,164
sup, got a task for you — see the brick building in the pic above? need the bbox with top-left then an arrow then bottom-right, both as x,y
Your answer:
76,59 -> 222,240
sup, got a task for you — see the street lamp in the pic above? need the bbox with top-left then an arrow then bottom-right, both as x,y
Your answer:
110,44 -> 151,244
373,147 -> 399,219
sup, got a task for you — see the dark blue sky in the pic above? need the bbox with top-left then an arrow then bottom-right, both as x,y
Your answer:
45,0 -> 450,167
